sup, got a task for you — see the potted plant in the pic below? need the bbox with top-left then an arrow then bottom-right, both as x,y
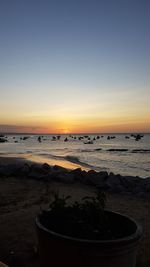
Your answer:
36,191 -> 142,267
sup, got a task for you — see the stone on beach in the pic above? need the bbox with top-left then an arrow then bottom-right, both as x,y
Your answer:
0,138 -> 8,143
0,159 -> 150,198
28,164 -> 52,180
70,168 -> 86,182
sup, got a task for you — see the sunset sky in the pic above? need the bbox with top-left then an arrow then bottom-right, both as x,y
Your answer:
0,0 -> 150,133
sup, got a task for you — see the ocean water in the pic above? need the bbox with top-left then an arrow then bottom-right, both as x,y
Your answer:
0,133 -> 150,178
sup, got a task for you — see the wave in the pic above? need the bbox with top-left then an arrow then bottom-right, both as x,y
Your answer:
62,155 -> 96,169
64,155 -> 109,171
79,148 -> 102,153
79,148 -> 150,154
35,153 -> 107,171
131,149 -> 150,153
79,149 -> 95,153
107,149 -> 129,152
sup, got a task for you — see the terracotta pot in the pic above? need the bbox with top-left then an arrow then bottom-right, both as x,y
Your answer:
36,210 -> 142,267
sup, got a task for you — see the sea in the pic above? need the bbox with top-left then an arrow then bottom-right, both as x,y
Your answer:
0,133 -> 150,178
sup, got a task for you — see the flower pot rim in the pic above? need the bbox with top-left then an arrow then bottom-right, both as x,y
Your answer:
36,210 -> 142,246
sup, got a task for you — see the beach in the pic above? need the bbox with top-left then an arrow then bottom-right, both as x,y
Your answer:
0,156 -> 150,266
0,133 -> 150,178
1,0 -> 150,265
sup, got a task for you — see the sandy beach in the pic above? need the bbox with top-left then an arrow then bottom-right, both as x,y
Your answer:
0,157 -> 150,267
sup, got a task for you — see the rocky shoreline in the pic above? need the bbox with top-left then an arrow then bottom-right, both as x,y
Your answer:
0,157 -> 149,198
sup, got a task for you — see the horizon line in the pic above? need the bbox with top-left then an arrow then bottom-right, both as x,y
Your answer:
0,131 -> 150,135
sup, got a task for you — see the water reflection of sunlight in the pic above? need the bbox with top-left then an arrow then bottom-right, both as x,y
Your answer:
27,154 -> 88,170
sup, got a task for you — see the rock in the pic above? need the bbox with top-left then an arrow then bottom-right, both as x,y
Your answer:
53,172 -> 75,183
23,136 -> 29,140
105,174 -> 142,193
0,158 -> 149,198
28,164 -> 51,179
132,149 -> 150,153
83,170 -> 106,186
0,138 -> 8,143
87,169 -> 97,175
141,177 -> 150,193
92,172 -> 108,189
42,163 -> 51,172
70,168 -> 83,181
98,171 -> 108,179
52,165 -> 68,172
30,163 -> 52,174
107,149 -> 128,152
83,170 -> 97,185
69,169 -> 109,187
122,176 -> 141,190
69,168 -> 88,184
105,174 -> 125,193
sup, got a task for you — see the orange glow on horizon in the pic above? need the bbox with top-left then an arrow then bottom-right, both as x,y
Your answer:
0,114 -> 150,134
40,121 -> 150,134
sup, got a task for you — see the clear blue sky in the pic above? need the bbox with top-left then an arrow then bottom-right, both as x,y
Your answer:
0,0 -> 150,133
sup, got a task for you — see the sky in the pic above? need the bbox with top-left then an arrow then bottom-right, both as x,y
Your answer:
0,0 -> 150,133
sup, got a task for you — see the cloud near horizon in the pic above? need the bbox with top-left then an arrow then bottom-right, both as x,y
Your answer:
0,122 -> 149,134
0,124 -> 49,133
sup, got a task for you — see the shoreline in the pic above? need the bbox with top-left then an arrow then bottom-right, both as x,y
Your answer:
0,132 -> 150,178
0,156 -> 150,198
0,156 -> 150,266
0,154 -> 90,172
0,154 -> 150,178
